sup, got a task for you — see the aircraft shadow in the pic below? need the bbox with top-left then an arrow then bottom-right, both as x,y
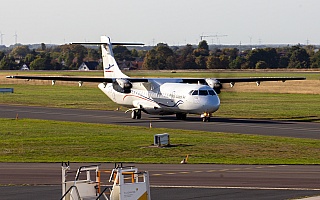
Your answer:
146,115 -> 296,125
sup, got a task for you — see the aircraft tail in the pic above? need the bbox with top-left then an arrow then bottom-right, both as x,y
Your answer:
100,36 -> 129,78
72,36 -> 143,78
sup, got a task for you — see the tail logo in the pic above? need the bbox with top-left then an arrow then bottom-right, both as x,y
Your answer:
105,64 -> 114,72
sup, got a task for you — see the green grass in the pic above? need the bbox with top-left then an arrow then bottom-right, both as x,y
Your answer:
0,118 -> 319,164
0,70 -> 319,164
217,92 -> 320,122
1,84 -> 319,122
0,84 -> 118,110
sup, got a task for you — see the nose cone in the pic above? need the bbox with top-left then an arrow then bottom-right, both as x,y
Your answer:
206,95 -> 220,113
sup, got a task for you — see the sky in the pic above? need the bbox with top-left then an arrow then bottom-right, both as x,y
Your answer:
0,0 -> 319,46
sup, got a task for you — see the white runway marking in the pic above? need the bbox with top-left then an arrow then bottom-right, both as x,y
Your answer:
152,185 -> 320,191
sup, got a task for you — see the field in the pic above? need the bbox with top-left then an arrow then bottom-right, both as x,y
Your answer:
0,70 -> 319,164
0,118 -> 319,164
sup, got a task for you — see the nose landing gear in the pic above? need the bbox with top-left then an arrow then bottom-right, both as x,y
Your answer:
125,108 -> 142,119
201,112 -> 211,122
131,109 -> 142,119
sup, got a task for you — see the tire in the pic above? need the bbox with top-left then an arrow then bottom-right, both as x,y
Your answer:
131,111 -> 137,119
137,110 -> 142,119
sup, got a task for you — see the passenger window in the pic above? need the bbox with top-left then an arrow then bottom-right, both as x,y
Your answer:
208,90 -> 215,95
192,90 -> 198,95
199,90 -> 208,95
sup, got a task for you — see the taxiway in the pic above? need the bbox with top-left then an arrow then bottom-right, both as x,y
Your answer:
0,104 -> 319,199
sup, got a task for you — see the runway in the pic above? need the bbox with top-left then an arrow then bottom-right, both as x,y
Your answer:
0,104 -> 319,139
0,104 -> 319,199
0,163 -> 319,200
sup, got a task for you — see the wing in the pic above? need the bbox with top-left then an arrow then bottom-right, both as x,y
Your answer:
177,76 -> 305,93
6,75 -> 305,90
215,77 -> 306,83
178,77 -> 305,84
6,75 -> 147,83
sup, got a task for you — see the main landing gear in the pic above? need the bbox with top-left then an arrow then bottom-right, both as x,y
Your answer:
201,112 -> 211,122
131,109 -> 142,119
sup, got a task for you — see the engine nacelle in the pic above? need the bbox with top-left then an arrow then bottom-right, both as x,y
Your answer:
113,78 -> 132,93
205,78 -> 222,94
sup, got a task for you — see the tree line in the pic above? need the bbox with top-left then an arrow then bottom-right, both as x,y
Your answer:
1,40 -> 320,70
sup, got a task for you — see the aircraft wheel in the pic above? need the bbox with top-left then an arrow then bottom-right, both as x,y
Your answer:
181,113 -> 187,120
176,113 -> 182,120
202,116 -> 210,122
131,111 -> 137,119
137,110 -> 142,119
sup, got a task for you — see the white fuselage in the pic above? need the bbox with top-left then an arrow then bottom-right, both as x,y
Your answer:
98,81 -> 220,115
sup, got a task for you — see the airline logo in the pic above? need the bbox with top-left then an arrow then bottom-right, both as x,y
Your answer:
105,64 -> 114,72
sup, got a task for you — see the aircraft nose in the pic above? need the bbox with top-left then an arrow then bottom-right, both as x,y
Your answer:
206,95 -> 220,112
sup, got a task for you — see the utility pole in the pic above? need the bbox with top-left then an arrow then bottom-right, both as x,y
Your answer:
0,32 -> 4,45
14,32 -> 18,44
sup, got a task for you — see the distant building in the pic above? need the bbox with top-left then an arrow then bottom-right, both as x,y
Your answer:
20,64 -> 29,70
78,61 -> 99,71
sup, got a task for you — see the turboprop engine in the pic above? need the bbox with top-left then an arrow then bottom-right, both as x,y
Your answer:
113,78 -> 132,93
205,78 -> 222,94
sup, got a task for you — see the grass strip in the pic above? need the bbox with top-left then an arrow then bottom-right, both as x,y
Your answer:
0,118 -> 319,164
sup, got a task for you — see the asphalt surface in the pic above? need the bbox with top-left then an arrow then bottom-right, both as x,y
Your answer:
0,104 -> 319,199
0,104 -> 319,139
0,163 -> 319,200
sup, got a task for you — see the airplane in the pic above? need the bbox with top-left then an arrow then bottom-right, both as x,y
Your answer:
7,36 -> 306,122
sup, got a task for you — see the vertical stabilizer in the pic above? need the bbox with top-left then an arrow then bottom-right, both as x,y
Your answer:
101,36 -> 129,78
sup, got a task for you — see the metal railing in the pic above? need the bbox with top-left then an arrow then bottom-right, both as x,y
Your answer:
60,185 -> 81,200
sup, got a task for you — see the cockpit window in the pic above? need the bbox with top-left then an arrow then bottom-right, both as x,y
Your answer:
208,90 -> 215,95
190,89 -> 216,96
199,90 -> 208,95
191,90 -> 198,95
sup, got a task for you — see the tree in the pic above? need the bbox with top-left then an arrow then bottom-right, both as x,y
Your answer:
206,55 -> 220,69
23,53 -> 35,65
143,49 -> 157,70
195,55 -> 207,69
143,43 -> 175,70
288,46 -> 310,68
310,50 -> 320,68
222,48 -> 239,60
113,45 -> 133,61
0,51 -> 5,61
10,45 -> 30,58
29,52 -> 53,70
229,56 -> 245,69
0,56 -> 18,70
177,44 -> 194,58
40,43 -> 46,51
198,40 -> 209,51
264,48 -> 279,68
255,61 -> 268,69
30,57 -> 46,70
206,55 -> 229,69
131,49 -> 138,57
